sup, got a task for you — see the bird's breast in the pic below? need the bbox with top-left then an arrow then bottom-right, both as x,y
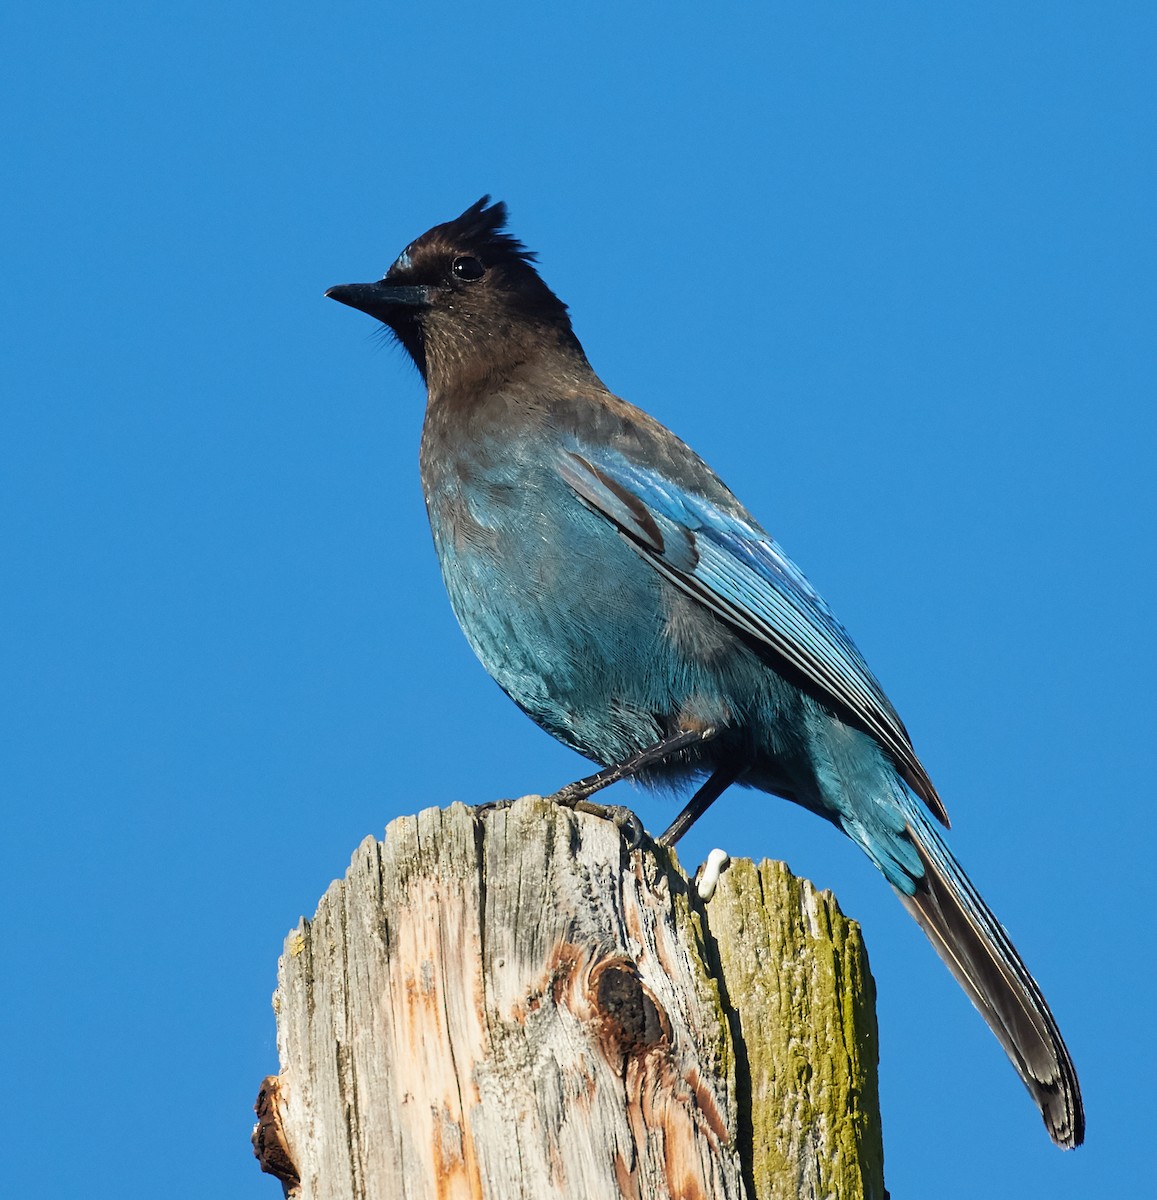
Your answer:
423,442 -> 661,646
418,429 -> 741,762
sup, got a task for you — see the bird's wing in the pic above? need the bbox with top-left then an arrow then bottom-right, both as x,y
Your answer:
559,448 -> 948,826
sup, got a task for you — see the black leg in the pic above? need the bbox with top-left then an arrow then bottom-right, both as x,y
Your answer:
548,727 -> 719,849
550,726 -> 718,807
656,754 -> 750,848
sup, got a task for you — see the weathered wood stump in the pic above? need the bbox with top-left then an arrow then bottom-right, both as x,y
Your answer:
255,796 -> 885,1199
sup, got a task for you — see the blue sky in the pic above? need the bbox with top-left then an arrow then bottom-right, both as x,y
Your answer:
3,4 -> 1153,1196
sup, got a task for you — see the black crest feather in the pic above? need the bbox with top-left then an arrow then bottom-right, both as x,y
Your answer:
427,196 -> 538,267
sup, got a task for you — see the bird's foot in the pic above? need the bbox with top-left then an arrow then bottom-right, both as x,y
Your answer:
474,795 -> 645,848
473,798 -> 515,816
550,793 -> 647,850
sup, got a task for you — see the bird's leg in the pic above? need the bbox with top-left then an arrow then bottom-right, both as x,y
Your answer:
552,726 -> 718,805
656,753 -> 752,848
549,726 -> 719,847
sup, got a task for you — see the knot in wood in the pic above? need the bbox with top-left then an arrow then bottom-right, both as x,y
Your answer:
252,1074 -> 300,1193
591,960 -> 670,1057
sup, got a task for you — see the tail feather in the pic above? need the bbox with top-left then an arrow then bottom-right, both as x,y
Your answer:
898,805 -> 1085,1148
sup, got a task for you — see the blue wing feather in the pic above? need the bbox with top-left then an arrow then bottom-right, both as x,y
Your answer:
560,447 -> 949,826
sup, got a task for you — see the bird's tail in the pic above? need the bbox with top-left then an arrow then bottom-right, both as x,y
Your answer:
897,799 -> 1085,1148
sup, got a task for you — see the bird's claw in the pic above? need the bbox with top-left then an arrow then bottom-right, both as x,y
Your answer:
566,798 -> 647,850
474,796 -> 645,849
473,798 -> 515,817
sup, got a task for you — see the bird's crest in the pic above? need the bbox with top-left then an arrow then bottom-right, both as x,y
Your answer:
435,196 -> 537,264
391,196 -> 539,277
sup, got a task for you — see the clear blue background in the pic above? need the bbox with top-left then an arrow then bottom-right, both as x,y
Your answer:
3,4 -> 1153,1196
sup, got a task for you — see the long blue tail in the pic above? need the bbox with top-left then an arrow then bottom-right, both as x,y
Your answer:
897,797 -> 1085,1147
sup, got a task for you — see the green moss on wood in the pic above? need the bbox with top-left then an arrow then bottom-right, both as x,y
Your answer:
703,858 -> 886,1200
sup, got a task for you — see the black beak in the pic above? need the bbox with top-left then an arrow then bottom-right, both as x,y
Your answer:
325,281 -> 432,320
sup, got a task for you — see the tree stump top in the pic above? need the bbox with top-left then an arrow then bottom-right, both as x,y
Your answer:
259,797 -> 884,1200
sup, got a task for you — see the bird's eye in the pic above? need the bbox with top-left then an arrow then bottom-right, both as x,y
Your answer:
451,255 -> 486,282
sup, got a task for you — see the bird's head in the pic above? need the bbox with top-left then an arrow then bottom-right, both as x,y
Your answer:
326,197 -> 580,388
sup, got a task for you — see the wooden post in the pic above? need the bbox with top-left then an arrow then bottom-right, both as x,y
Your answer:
254,796 -> 885,1200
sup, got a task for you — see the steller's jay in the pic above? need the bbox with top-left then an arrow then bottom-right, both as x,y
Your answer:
326,198 -> 1083,1148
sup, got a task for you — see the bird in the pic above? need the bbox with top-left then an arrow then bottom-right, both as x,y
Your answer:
326,196 -> 1084,1149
